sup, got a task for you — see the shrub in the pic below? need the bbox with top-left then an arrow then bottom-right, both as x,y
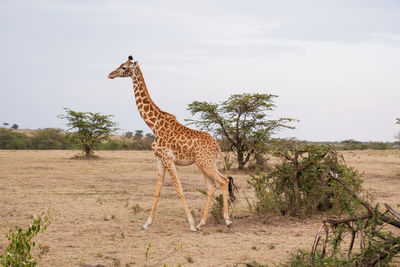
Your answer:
0,128 -> 32,149
0,211 -> 50,266
248,140 -> 362,217
99,139 -> 124,150
31,128 -> 75,150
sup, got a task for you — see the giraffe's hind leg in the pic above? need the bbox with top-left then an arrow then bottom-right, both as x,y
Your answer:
197,175 -> 216,229
197,157 -> 232,228
143,157 -> 165,230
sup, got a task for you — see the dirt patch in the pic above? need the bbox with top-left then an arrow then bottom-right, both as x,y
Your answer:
0,150 -> 399,266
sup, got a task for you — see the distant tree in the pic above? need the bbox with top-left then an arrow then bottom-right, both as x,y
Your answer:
124,131 -> 133,139
397,118 -> 400,125
11,124 -> 19,130
145,133 -> 155,138
3,122 -> 9,127
134,130 -> 143,139
58,108 -> 118,157
187,93 -> 295,169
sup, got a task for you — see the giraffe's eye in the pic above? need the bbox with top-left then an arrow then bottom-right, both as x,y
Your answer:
122,66 -> 127,70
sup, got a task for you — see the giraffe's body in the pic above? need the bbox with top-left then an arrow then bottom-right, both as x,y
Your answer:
108,56 -> 235,231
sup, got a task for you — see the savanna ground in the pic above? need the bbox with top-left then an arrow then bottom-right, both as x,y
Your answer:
0,150 -> 400,266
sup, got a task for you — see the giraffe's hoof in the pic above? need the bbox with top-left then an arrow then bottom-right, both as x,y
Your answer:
226,220 -> 233,228
196,220 -> 205,230
190,226 -> 198,232
142,224 -> 149,230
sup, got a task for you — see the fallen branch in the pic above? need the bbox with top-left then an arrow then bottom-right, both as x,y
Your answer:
385,203 -> 400,221
309,172 -> 400,266
323,214 -> 371,226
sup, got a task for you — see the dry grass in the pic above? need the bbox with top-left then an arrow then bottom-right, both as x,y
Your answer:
0,150 -> 399,266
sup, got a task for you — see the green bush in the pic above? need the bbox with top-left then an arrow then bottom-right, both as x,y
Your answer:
97,133 -> 154,151
31,128 -> 76,150
0,129 -> 32,149
248,141 -> 362,217
98,139 -> 124,150
0,211 -> 50,267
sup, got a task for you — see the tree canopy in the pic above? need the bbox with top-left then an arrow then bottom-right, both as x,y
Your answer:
186,93 -> 295,169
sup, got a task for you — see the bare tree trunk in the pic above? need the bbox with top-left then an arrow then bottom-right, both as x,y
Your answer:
84,145 -> 91,157
238,150 -> 244,170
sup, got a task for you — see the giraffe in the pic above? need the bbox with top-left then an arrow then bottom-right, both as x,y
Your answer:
108,56 -> 237,232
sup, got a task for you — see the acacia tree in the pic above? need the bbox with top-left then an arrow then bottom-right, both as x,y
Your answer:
186,93 -> 295,169
58,108 -> 118,157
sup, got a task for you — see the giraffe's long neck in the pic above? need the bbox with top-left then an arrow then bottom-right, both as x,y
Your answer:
131,66 -> 161,132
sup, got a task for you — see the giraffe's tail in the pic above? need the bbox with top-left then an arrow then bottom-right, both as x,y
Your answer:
228,176 -> 238,202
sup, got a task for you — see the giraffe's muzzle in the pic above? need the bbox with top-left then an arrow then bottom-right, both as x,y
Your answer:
108,72 -> 117,79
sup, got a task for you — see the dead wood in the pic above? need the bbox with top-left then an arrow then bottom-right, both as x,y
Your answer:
385,203 -> 400,221
309,172 -> 400,266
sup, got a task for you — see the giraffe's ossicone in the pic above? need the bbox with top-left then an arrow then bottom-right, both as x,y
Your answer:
108,56 -> 237,231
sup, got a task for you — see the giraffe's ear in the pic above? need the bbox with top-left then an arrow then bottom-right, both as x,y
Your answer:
128,55 -> 133,61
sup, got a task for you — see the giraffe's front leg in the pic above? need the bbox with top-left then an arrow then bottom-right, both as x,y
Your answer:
143,157 -> 165,230
164,159 -> 197,232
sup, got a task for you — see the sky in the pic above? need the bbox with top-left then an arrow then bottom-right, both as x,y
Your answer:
1,0 -> 399,142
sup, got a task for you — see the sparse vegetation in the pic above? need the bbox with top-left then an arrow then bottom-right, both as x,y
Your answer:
131,204 -> 143,215
0,211 -> 50,267
185,256 -> 194,263
145,243 -> 151,267
38,244 -> 50,257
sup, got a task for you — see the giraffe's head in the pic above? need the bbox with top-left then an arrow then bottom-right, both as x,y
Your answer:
108,55 -> 138,79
